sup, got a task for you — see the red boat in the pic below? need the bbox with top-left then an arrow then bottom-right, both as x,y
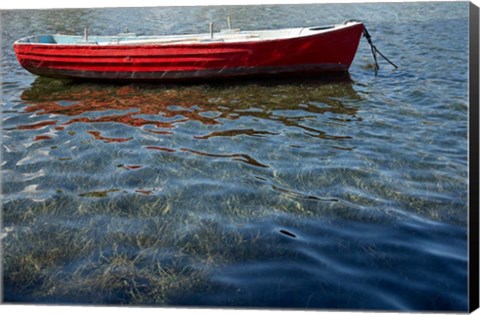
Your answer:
13,21 -> 364,81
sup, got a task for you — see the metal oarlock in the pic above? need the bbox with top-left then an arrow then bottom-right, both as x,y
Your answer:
209,22 -> 214,39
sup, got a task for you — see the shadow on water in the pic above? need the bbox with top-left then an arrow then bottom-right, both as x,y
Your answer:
18,74 -> 361,141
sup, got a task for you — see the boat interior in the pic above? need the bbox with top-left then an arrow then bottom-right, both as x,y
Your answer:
14,23 -> 356,46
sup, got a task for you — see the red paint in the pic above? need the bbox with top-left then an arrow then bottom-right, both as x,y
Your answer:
17,120 -> 57,130
13,23 -> 364,81
34,135 -> 52,141
67,114 -> 178,128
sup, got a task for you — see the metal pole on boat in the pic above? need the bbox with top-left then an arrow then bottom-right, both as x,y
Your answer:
125,27 -> 129,34
209,22 -> 214,39
84,28 -> 88,42
227,16 -> 232,29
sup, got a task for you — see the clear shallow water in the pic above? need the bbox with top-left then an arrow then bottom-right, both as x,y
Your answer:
1,2 -> 469,310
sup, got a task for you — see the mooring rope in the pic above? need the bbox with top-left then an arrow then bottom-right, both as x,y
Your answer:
344,20 -> 398,75
362,26 -> 398,75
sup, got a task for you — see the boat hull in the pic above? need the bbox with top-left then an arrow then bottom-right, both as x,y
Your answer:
14,23 -> 364,81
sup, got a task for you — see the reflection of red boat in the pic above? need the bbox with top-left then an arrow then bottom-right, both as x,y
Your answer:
14,21 -> 364,81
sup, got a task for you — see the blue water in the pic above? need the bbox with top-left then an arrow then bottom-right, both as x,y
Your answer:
1,2 -> 469,311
